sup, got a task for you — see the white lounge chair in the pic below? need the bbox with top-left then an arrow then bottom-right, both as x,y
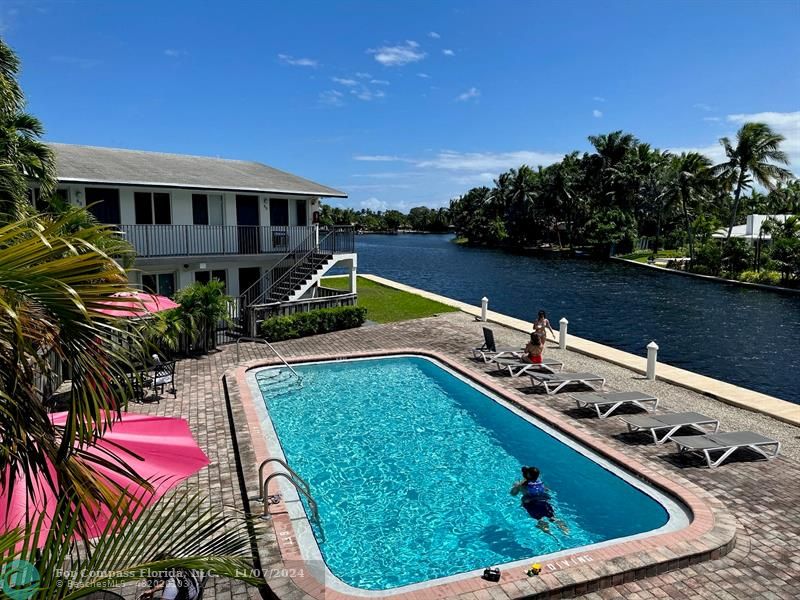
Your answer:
570,391 -> 658,419
491,355 -> 563,377
472,327 -> 522,362
528,372 -> 605,394
671,431 -> 780,468
619,411 -> 719,444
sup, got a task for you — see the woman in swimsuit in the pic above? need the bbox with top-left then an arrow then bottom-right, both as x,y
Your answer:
523,332 -> 544,364
533,311 -> 556,344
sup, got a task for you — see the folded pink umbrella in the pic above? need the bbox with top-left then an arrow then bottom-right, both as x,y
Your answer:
95,291 -> 180,318
1,412 -> 209,547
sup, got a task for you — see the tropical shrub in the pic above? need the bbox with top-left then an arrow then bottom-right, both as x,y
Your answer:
260,305 -> 367,341
738,270 -> 781,285
173,280 -> 232,353
693,240 -> 722,275
721,238 -> 754,276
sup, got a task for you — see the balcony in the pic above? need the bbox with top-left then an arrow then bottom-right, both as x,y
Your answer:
119,225 -> 355,258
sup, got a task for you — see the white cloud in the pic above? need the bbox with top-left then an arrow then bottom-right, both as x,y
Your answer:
361,197 -> 389,211
593,96 -> 606,102
671,110 -> 799,173
350,88 -> 386,101
416,150 -> 562,171
278,53 -> 318,67
370,79 -> 390,85
50,55 -> 102,69
319,89 -> 344,106
592,109 -> 603,118
368,41 -> 426,66
355,72 -> 371,79
164,49 -> 187,58
703,117 -> 721,122
693,103 -> 714,112
428,31 -> 441,39
456,87 -> 480,102
353,154 -> 409,162
417,72 -> 431,79
442,49 -> 455,56
727,111 -> 800,171
332,77 -> 358,86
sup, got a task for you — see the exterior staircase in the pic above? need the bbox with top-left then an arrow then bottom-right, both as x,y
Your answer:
262,251 -> 335,303
235,226 -> 356,336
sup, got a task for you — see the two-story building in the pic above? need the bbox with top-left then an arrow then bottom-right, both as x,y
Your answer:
45,143 -> 357,333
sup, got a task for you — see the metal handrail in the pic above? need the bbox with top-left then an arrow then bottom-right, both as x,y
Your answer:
238,226 -> 318,305
262,472 -> 324,541
235,336 -> 300,380
251,228 -> 335,306
256,458 -> 311,500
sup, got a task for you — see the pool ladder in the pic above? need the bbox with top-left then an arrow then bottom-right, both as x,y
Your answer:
257,458 -> 324,542
236,337 -> 302,384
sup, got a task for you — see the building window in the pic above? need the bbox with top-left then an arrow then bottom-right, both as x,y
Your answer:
29,188 -> 69,212
296,199 -> 307,225
141,272 -> 176,297
194,269 -> 227,291
135,191 -> 171,224
192,193 -> 224,225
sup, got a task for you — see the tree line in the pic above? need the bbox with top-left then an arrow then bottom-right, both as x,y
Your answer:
447,128 -> 799,283
320,204 -> 451,232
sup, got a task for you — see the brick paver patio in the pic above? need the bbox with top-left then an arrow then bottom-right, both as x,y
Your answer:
130,311 -> 800,599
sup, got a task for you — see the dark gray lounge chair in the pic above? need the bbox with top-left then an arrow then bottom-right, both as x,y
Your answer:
570,391 -> 658,418
491,355 -> 563,377
671,431 -> 781,468
472,327 -> 522,362
528,372 -> 605,394
619,411 -> 719,444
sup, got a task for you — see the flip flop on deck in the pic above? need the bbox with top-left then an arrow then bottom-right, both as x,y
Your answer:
569,391 -> 658,419
528,372 -> 605,394
671,431 -> 781,468
491,356 -> 564,377
619,411 -> 719,444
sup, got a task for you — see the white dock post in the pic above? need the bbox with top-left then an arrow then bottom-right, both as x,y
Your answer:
646,341 -> 659,381
559,317 -> 568,350
480,297 -> 489,322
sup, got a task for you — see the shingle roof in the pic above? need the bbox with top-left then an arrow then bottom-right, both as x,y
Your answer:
48,143 -> 347,198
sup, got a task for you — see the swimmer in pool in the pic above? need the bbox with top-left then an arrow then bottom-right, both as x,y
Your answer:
511,466 -> 570,535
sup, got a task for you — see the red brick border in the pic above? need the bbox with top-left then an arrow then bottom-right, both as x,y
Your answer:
225,349 -> 737,599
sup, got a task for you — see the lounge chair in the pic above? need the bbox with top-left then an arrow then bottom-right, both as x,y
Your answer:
147,354 -> 177,397
528,372 -> 605,394
491,355 -> 563,377
570,391 -> 658,418
619,411 -> 719,444
472,327 -> 523,362
671,431 -> 781,468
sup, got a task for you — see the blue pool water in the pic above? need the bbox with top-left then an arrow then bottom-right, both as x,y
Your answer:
256,356 -> 674,591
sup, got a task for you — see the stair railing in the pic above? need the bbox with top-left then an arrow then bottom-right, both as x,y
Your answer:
248,228 -> 336,307
238,226 -> 318,309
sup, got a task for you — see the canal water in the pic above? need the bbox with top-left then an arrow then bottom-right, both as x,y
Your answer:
355,233 -> 800,404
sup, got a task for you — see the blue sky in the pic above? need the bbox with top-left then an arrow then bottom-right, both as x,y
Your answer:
3,0 -> 799,210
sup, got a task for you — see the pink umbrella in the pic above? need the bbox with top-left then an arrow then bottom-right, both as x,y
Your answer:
95,291 -> 180,318
1,412 -> 209,546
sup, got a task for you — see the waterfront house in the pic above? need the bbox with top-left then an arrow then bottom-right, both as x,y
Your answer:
37,143 -> 357,334
712,213 -> 794,243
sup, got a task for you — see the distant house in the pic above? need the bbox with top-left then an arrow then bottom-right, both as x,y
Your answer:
33,143 -> 357,333
712,214 -> 794,243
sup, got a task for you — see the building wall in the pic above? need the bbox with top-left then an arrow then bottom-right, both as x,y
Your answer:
58,183 -> 319,227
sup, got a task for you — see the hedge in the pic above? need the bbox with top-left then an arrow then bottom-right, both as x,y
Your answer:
260,305 -> 367,341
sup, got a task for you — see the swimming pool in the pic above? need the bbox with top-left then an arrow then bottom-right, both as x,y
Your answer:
250,355 -> 689,593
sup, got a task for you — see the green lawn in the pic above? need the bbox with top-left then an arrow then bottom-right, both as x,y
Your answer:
322,276 -> 458,323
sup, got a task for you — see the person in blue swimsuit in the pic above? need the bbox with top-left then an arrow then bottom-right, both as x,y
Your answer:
511,466 -> 569,535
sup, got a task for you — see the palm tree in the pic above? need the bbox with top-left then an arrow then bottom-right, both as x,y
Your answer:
0,214 -> 261,597
0,38 -> 56,221
712,122 -> 793,240
667,152 -> 713,264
